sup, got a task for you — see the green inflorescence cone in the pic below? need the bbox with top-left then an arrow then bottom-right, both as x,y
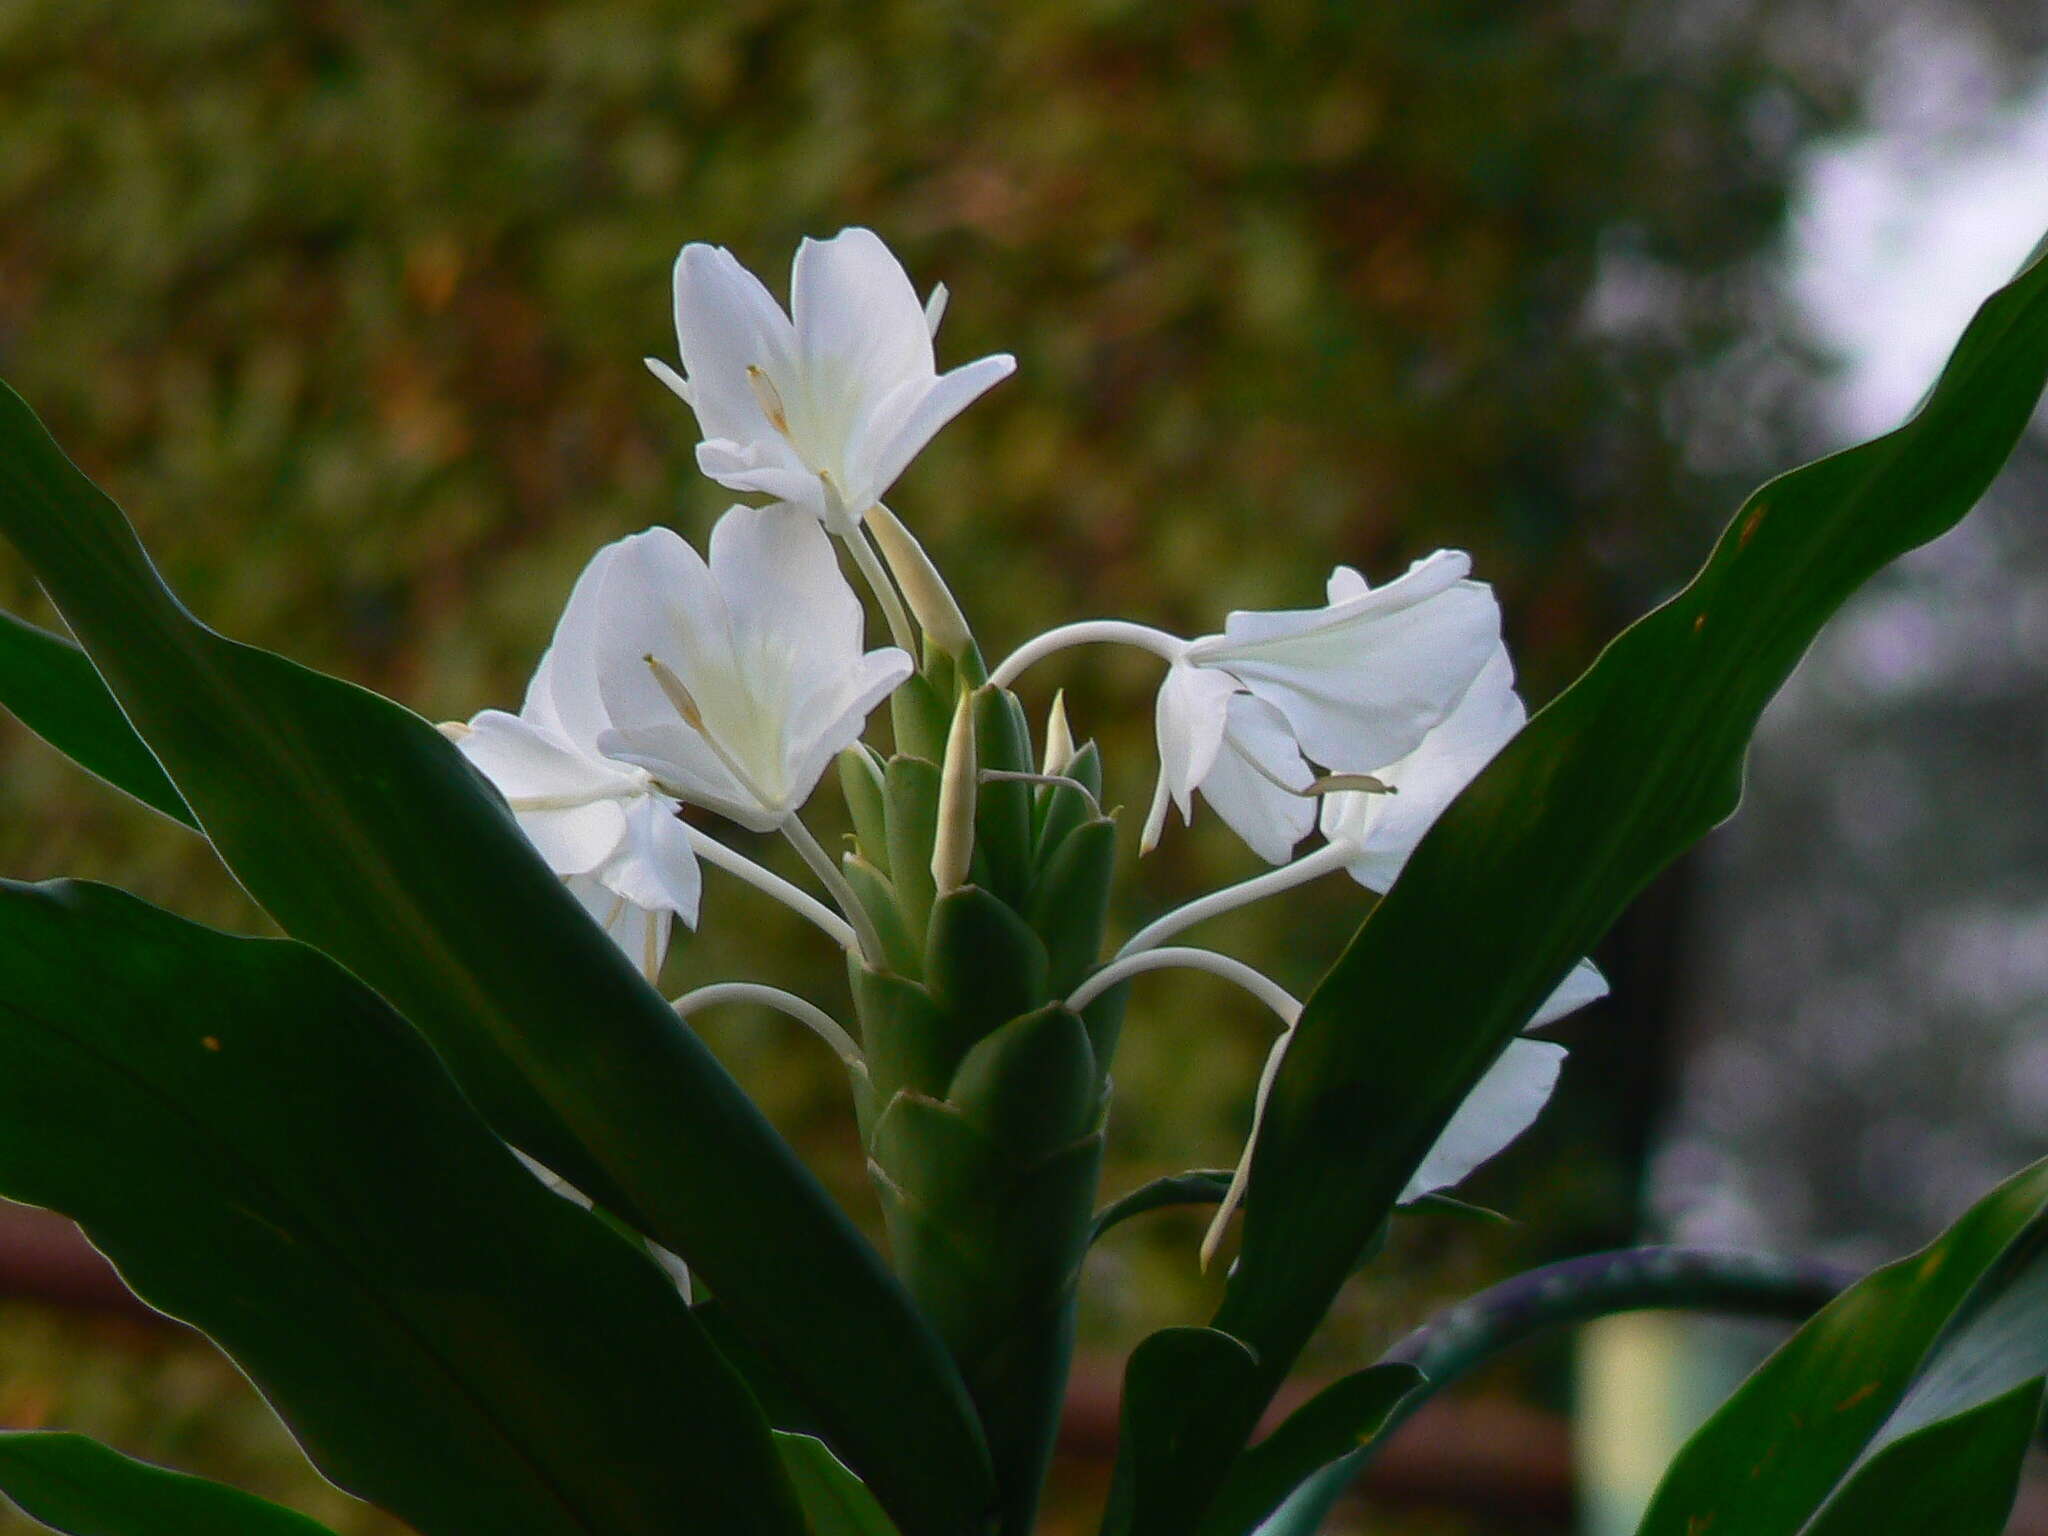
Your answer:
844,680 -> 1123,1536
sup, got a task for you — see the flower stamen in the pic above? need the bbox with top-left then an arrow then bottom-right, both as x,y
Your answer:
746,364 -> 791,436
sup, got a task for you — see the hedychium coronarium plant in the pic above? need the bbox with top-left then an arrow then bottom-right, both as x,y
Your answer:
0,228 -> 2043,1536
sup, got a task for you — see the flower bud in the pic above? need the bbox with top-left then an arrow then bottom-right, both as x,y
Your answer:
930,686 -> 977,894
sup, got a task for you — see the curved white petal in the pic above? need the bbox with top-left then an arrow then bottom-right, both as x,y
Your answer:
586,527 -> 762,817
862,353 -> 1017,505
710,505 -> 866,684
671,244 -> 800,447
779,647 -> 916,819
1192,551 -> 1500,772
523,542 -> 627,754
1399,1038 -> 1567,1204
458,710 -> 631,804
694,438 -> 821,518
1323,647 -> 1525,891
566,873 -> 675,978
605,794 -> 703,927
1197,692 -> 1316,865
515,801 -> 630,877
1154,662 -> 1238,820
791,228 -> 935,426
1530,958 -> 1608,1028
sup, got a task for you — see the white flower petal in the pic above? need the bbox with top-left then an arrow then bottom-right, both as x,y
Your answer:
1323,647 -> 1525,891
1530,958 -> 1608,1028
1399,1038 -> 1566,1204
671,244 -> 800,448
694,438 -> 823,518
1194,551 -> 1500,772
791,228 -> 935,426
862,353 -> 1017,505
522,543 -> 629,754
606,794 -> 703,927
1197,693 -> 1316,865
1154,662 -> 1239,820
779,647 -> 916,819
459,709 -> 628,804
709,505 -> 865,685
585,512 -> 904,829
644,356 -> 693,407
586,527 -> 760,817
567,873 -> 675,978
516,802 -> 629,877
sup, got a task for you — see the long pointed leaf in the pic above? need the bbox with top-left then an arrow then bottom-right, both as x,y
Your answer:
1638,1157 -> 2048,1534
0,1433 -> 338,1536
0,383 -> 993,1535
1118,237 -> 2048,1530
0,879 -> 804,1536
0,610 -> 192,827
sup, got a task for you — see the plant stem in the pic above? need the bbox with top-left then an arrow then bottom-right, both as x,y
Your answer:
680,822 -> 857,952
1116,841 -> 1351,958
671,981 -> 865,1071
988,619 -> 1184,688
781,813 -> 885,963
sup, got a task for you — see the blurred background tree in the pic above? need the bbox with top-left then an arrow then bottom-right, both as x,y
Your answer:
1,2 -> 2044,1531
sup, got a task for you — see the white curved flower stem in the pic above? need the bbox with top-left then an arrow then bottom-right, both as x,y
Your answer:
781,812 -> 886,963
1062,945 -> 1302,1271
988,620 -> 1185,689
672,982 -> 866,1073
1115,840 -> 1354,959
680,821 -> 858,952
1066,944 -> 1301,1024
1204,1022 -> 1293,1271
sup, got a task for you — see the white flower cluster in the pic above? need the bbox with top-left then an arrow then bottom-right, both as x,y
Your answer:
450,227 -> 1605,1233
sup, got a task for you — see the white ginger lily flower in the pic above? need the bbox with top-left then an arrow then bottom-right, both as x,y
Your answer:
1199,648 -> 1610,1264
590,507 -> 913,832
452,547 -> 701,979
648,227 -> 1015,529
1143,550 -> 1501,861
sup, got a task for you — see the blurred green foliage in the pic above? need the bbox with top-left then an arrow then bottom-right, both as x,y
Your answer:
0,0 -> 1965,1529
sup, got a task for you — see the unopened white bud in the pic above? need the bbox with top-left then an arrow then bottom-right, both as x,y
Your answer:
931,687 -> 977,894
865,503 -> 972,657
1041,689 -> 1076,777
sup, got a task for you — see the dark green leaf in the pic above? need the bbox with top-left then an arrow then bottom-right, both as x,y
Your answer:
771,1435 -> 903,1536
1103,1330 -> 1262,1535
1638,1158 -> 2048,1535
1090,1171 -> 1236,1244
0,611 -> 192,827
0,879 -> 802,1536
1119,237 -> 2048,1531
1398,1192 -> 1511,1224
1799,1382 -> 2042,1536
0,1433 -> 337,1536
0,382 -> 994,1536
1194,1364 -> 1424,1536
